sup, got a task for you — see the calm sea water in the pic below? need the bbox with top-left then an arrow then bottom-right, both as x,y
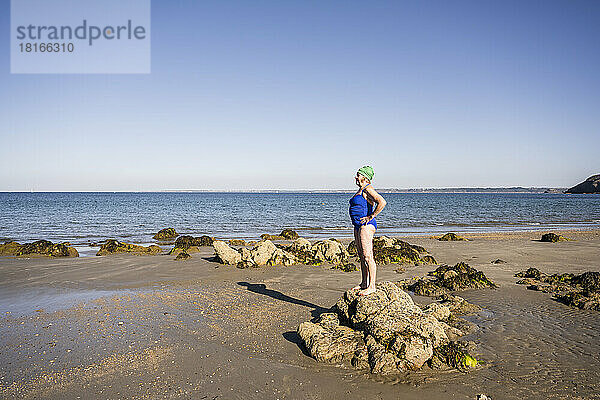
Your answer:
1,192 -> 599,247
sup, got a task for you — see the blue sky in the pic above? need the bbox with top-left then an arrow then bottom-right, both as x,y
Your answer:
0,0 -> 598,191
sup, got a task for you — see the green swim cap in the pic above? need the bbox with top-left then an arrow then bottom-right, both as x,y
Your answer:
357,165 -> 374,181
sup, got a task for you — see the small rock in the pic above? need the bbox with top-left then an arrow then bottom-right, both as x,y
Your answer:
540,233 -> 568,243
438,233 -> 468,241
175,251 -> 191,261
153,228 -> 178,241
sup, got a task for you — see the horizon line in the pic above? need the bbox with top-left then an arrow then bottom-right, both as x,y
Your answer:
0,186 -> 570,193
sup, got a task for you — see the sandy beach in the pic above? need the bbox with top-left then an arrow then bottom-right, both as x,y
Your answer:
1,229 -> 599,399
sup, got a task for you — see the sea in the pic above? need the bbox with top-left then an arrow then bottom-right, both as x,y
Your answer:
1,192 -> 599,255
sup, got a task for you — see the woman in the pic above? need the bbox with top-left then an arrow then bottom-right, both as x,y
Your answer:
349,165 -> 387,296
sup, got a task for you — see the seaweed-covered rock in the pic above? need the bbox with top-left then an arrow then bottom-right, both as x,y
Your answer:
347,240 -> 357,256
168,235 -> 214,256
153,228 -> 178,241
429,341 -> 478,371
349,236 -> 437,266
491,259 -> 507,264
0,241 -> 22,256
540,233 -> 568,243
0,240 -> 79,258
213,240 -> 242,265
228,239 -> 247,246
261,229 -> 300,241
438,233 -> 468,241
515,267 -> 542,280
174,250 -> 191,261
332,262 -> 358,272
280,229 -> 299,240
174,235 -> 214,248
515,269 -> 600,310
421,255 -> 438,264
398,262 -> 496,296
298,282 -> 478,375
96,240 -> 161,256
556,291 -> 600,311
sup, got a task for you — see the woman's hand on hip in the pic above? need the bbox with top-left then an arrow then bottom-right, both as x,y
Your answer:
360,215 -> 373,225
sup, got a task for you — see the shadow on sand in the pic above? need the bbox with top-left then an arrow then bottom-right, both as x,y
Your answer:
237,281 -> 331,355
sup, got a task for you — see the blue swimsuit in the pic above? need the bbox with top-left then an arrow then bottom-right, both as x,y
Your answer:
349,184 -> 377,229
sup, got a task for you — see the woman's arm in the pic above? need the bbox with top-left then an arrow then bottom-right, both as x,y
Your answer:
360,185 -> 387,223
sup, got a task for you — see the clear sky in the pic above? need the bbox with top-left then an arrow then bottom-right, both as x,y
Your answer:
1,0 -> 598,191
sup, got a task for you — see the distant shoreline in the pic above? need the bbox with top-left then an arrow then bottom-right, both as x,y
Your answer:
0,188 -> 569,194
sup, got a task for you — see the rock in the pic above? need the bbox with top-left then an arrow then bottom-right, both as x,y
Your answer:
237,248 -> 256,268
312,240 -> 349,265
169,246 -> 200,257
422,303 -> 451,321
279,229 -> 299,240
565,174 -> 600,194
251,240 -> 278,265
168,235 -> 214,256
260,229 -> 300,241
228,239 -> 247,246
373,236 -> 395,248
516,277 -> 538,286
437,294 -> 482,316
373,240 -> 421,265
153,228 -> 178,241
267,247 -> 296,266
429,341 -> 478,371
347,240 -> 357,256
298,282 -> 478,375
0,241 -> 22,256
339,282 -> 449,371
371,237 -> 436,266
556,291 -> 600,311
275,238 -> 325,266
421,255 -> 438,264
331,262 -> 358,272
289,237 -> 311,251
438,233 -> 468,241
491,259 -> 506,264
211,239 -> 296,267
514,268 -> 600,311
540,233 -> 568,243
0,240 -> 79,258
515,267 -> 542,280
96,240 -> 160,256
213,241 -> 242,265
174,251 -> 191,261
260,233 -> 285,240
174,235 -> 214,248
398,262 -> 496,296
298,313 -> 366,363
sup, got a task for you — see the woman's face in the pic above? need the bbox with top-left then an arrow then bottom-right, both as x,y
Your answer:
355,173 -> 369,187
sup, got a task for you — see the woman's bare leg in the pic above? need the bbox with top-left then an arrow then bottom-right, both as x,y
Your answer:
359,224 -> 377,295
352,227 -> 369,290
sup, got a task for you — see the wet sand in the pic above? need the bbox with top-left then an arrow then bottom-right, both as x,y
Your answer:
1,229 -> 599,399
